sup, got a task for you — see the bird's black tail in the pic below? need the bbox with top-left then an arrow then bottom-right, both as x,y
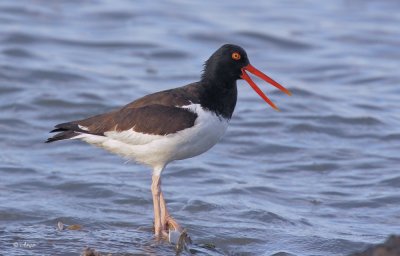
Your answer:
45,130 -> 78,143
45,122 -> 81,143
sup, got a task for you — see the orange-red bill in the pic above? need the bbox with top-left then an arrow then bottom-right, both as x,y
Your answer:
241,64 -> 291,111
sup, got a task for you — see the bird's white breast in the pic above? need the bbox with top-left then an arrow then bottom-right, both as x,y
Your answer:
76,104 -> 229,171
173,104 -> 229,160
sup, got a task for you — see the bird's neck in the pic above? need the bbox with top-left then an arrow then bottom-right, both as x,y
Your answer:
199,78 -> 237,119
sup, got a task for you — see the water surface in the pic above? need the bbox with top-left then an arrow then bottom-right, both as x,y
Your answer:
1,0 -> 400,255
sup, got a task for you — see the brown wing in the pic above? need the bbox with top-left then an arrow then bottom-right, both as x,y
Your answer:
78,104 -> 197,135
46,83 -> 202,143
46,104 -> 198,143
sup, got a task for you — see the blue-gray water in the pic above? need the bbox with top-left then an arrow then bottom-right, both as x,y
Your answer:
1,0 -> 400,255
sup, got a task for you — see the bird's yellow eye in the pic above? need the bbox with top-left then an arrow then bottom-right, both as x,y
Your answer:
231,52 -> 241,60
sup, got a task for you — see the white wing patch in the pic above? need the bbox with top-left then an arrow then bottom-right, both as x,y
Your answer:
104,128 -> 164,145
78,125 -> 89,131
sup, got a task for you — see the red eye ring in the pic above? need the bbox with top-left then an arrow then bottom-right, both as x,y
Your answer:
232,52 -> 241,60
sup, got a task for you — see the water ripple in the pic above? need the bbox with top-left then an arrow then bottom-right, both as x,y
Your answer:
236,31 -> 313,50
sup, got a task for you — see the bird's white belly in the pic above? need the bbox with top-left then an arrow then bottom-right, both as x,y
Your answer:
77,104 -> 229,169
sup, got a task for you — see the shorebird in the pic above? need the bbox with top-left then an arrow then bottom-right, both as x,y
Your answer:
46,44 -> 291,241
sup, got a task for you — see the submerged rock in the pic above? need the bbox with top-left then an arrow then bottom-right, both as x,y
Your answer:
57,221 -> 82,231
81,247 -> 101,256
81,247 -> 111,256
350,235 -> 400,256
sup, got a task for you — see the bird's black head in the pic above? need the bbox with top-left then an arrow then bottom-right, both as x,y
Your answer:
201,44 -> 292,111
201,44 -> 250,83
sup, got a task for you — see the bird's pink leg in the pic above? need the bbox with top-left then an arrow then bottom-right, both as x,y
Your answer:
151,175 -> 165,237
152,173 -> 183,241
160,191 -> 182,232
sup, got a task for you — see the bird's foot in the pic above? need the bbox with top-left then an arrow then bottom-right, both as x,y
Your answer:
165,215 -> 183,233
169,229 -> 191,252
165,216 -> 191,250
154,216 -> 191,250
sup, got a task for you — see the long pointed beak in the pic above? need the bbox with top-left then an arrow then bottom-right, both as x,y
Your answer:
241,64 -> 291,111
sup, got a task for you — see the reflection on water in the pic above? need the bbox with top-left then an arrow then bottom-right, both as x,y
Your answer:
1,0 -> 400,255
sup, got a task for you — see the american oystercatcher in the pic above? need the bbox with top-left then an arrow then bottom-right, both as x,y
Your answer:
46,44 -> 291,241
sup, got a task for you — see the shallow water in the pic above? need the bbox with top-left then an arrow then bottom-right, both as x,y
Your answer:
1,0 -> 400,255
